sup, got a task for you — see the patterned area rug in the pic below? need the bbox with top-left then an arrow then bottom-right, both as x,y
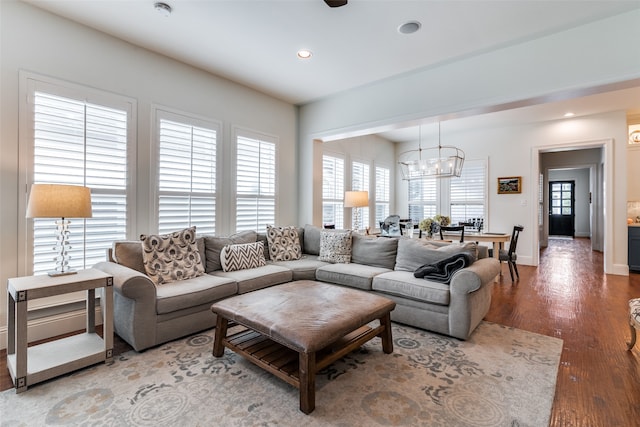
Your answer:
1,322 -> 562,427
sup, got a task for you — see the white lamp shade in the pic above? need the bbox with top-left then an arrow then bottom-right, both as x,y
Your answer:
344,191 -> 369,208
26,184 -> 93,219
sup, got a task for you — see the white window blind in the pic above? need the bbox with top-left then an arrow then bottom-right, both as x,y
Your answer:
322,155 -> 344,229
351,161 -> 370,228
236,134 -> 276,232
32,91 -> 128,275
449,160 -> 486,224
375,166 -> 390,225
158,114 -> 217,235
408,176 -> 437,222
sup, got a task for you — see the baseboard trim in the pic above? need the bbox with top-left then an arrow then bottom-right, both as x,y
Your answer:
0,307 -> 103,351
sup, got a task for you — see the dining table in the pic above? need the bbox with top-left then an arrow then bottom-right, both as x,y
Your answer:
440,230 -> 511,260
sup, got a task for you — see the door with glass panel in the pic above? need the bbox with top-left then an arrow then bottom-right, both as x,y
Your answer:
549,181 -> 575,237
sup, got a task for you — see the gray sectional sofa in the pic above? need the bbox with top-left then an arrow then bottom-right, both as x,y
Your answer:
93,224 -> 500,351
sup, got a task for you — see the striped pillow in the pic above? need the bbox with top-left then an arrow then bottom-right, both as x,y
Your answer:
220,241 -> 266,272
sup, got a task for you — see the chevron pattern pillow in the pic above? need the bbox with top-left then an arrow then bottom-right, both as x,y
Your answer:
220,241 -> 267,272
140,226 -> 205,285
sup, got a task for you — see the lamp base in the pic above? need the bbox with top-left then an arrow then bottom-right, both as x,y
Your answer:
47,269 -> 78,277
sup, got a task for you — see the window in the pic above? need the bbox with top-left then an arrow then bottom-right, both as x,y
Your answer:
236,132 -> 276,232
408,176 -> 437,222
375,166 -> 390,225
351,161 -> 370,228
31,90 -> 130,275
322,155 -> 345,229
157,111 -> 218,235
449,160 -> 486,224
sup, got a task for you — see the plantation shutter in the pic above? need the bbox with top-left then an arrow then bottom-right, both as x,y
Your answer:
322,155 -> 344,229
352,161 -> 370,229
158,116 -> 217,235
32,91 -> 128,275
236,134 -> 276,232
408,176 -> 436,222
375,166 -> 390,224
449,160 -> 486,224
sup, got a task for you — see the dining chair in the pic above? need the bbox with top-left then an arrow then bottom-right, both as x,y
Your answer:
439,225 -> 465,243
499,225 -> 524,281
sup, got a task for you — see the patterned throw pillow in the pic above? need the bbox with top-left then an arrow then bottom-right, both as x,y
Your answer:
266,225 -> 302,261
318,230 -> 352,263
140,227 -> 205,285
220,241 -> 267,272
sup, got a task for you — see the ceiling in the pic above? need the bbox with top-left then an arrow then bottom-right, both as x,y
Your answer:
23,0 -> 640,141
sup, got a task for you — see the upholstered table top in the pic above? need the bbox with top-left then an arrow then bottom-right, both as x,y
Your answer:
211,280 -> 395,353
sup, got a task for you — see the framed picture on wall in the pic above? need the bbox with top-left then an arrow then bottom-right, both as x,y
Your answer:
497,176 -> 522,194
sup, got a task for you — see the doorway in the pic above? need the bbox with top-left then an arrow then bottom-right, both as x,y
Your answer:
549,180 -> 575,237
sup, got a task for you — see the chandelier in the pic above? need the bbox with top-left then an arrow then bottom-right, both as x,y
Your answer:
398,122 -> 465,180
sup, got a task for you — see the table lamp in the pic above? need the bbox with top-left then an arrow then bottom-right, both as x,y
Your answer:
344,190 -> 369,232
26,184 -> 93,276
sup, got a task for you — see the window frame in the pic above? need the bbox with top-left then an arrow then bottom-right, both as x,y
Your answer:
233,126 -> 278,233
152,106 -> 221,235
18,72 -> 136,306
322,152 -> 346,229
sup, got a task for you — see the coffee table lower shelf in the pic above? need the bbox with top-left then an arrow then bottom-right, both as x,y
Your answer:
223,324 -> 382,389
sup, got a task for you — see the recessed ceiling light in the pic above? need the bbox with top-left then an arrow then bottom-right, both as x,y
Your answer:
564,112 -> 575,117
154,2 -> 172,17
297,49 -> 312,59
398,21 -> 421,35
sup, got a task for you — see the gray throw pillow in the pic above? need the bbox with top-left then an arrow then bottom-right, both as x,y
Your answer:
394,239 -> 477,272
351,234 -> 398,269
203,230 -> 257,272
112,241 -> 145,274
303,224 -> 322,255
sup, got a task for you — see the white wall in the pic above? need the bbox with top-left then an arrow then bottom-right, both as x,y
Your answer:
298,9 -> 640,275
0,2 -> 296,346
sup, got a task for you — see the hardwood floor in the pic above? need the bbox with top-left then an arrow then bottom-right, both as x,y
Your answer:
2,237 -> 639,425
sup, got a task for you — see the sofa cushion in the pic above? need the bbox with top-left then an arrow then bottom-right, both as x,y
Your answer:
211,264 -> 293,294
203,230 -> 257,273
394,239 -> 478,272
112,241 -> 145,274
140,227 -> 205,285
372,271 -> 451,306
155,274 -> 238,315
316,263 -> 391,291
351,234 -> 398,269
266,225 -> 302,261
220,241 -> 266,272
303,224 -> 321,255
269,255 -> 330,281
318,230 -> 352,263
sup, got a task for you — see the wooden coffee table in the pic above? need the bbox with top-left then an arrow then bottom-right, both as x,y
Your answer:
211,280 -> 395,414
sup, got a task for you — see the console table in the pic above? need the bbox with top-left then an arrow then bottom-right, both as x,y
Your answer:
6,268 -> 114,393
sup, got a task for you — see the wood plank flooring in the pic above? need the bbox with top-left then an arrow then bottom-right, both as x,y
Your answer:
2,237 -> 639,425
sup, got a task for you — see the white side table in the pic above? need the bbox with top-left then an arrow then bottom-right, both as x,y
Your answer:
6,268 -> 113,393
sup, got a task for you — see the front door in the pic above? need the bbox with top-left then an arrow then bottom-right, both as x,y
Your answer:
549,181 -> 575,237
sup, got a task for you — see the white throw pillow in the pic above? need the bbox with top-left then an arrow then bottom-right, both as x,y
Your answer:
220,241 -> 267,272
318,230 -> 352,264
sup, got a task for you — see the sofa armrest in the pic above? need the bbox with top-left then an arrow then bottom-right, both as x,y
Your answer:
447,257 -> 500,340
93,261 -> 157,301
449,257 -> 500,295
93,261 -> 159,351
